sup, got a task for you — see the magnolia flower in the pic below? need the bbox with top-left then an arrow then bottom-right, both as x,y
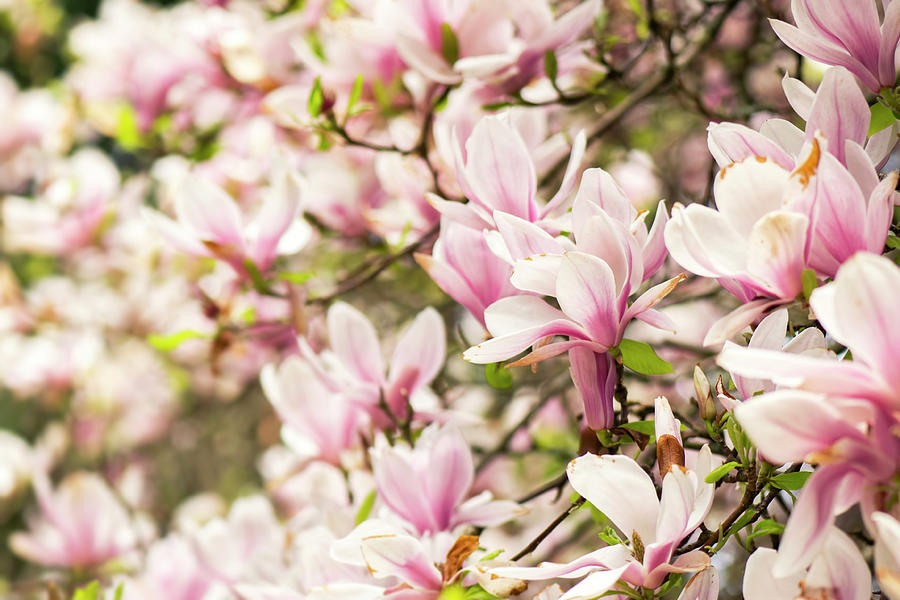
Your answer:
743,528 -> 871,600
666,134 -> 895,344
415,219 -> 517,328
493,398 -> 716,600
312,302 -> 447,424
726,388 -> 898,573
261,356 -> 368,465
10,472 -> 140,568
709,67 -> 891,169
719,252 -> 900,411
721,308 -> 829,401
326,519 -> 449,600
371,424 -> 522,535
145,168 -> 309,276
463,169 -> 678,430
770,0 -> 900,93
428,113 -> 585,230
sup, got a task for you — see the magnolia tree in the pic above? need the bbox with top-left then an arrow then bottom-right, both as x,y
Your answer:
1,0 -> 899,598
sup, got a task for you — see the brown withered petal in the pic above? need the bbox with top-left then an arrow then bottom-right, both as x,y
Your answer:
657,433 -> 686,476
442,535 -> 480,582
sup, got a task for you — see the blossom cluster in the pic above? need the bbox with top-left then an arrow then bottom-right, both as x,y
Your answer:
0,0 -> 899,599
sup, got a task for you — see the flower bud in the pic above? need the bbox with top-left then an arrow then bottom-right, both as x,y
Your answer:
693,364 -> 716,421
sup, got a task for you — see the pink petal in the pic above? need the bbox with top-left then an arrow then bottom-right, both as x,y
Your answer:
463,115 -> 537,220
733,390 -> 864,463
706,122 -> 794,170
359,534 -> 443,590
569,348 -> 616,430
805,67 -> 869,164
810,252 -> 900,396
556,252 -> 621,347
327,302 -> 385,385
388,307 -> 446,396
744,210 -> 808,298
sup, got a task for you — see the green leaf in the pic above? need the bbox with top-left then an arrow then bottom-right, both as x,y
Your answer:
345,74 -> 364,122
746,518 -> 785,541
479,549 -> 503,561
278,271 -> 314,284
770,471 -> 812,491
726,508 -> 756,537
355,490 -> 376,525
115,104 -> 143,151
243,258 -> 272,295
801,267 -> 818,301
886,234 -> 900,251
308,76 -> 324,118
113,584 -> 125,600
484,363 -> 513,390
544,49 -> 558,83
620,420 -> 656,436
704,461 -> 741,484
73,581 -> 100,600
870,101 -> 897,136
147,330 -> 209,352
440,22 -> 459,64
618,339 -> 673,375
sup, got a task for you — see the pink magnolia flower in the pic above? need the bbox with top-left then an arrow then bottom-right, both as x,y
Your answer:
371,424 -> 522,535
2,149 -> 119,255
415,219 -> 517,328
665,136 -> 896,345
428,113 -> 585,230
144,168 -> 309,277
463,169 -> 677,430
327,519 -> 448,600
718,252 -> 900,412
493,399 -> 716,599
10,471 -> 140,568
770,0 -> 900,93
743,528 -> 871,600
709,67 -> 888,169
730,390 -> 897,573
721,308 -> 829,401
312,302 -> 447,424
261,356 -> 368,466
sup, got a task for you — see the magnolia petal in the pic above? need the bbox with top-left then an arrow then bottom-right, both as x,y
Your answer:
702,298 -> 784,348
559,565 -> 631,600
569,348 -> 616,430
388,307 -> 446,396
707,122 -> 794,169
733,390 -> 863,463
567,453 -> 659,543
327,302 -> 385,385
556,252 -> 620,347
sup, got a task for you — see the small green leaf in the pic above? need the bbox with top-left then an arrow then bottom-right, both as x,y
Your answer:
355,490 -> 376,525
243,258 -> 272,295
148,330 -> 209,352
115,104 -> 143,151
479,549 -> 503,561
770,471 -> 812,491
484,362 -> 513,390
704,461 -> 741,484
440,22 -> 459,64
620,420 -> 656,436
870,101 -> 897,136
73,581 -> 100,600
345,74 -> 364,122
544,49 -> 558,83
726,508 -> 756,537
746,518 -> 785,541
801,267 -> 818,301
114,584 -> 125,600
278,271 -> 314,284
308,76 -> 324,118
886,234 -> 900,251
618,339 -> 673,375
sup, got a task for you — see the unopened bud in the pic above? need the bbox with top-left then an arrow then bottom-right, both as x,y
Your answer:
693,364 -> 716,421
